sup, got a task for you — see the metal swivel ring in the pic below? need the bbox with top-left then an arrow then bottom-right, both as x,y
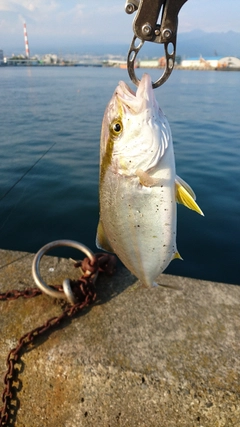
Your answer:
32,240 -> 97,305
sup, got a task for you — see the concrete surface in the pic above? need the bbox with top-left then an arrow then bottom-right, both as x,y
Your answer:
0,248 -> 240,427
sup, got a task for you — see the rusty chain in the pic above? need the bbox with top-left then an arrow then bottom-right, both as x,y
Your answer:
0,252 -> 116,426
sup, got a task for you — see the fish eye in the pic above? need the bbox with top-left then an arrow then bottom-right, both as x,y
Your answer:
114,123 -> 121,132
111,119 -> 123,136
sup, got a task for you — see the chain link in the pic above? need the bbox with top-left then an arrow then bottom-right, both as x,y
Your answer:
0,252 -> 116,426
0,288 -> 42,301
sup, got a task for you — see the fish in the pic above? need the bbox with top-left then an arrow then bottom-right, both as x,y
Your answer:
96,73 -> 203,287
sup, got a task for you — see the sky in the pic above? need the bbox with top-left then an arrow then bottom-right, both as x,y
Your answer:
0,0 -> 239,54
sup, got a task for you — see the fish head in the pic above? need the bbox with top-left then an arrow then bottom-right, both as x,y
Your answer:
100,73 -> 172,178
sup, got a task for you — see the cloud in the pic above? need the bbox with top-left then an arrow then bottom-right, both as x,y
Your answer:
0,0 -> 56,13
56,4 -> 85,23
0,0 -> 60,26
1,0 -> 239,54
0,0 -> 14,11
178,0 -> 240,33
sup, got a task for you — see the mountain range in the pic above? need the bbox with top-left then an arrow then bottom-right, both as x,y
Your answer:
3,30 -> 240,59
177,30 -> 240,58
77,30 -> 240,59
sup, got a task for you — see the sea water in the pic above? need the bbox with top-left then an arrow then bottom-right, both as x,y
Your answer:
0,66 -> 239,285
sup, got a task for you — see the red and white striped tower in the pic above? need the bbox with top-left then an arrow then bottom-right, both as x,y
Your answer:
23,23 -> 30,58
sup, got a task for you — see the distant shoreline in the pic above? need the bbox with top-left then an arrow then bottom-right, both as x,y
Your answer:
1,62 -> 240,71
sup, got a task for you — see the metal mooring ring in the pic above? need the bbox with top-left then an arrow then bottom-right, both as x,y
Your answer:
32,240 -> 97,304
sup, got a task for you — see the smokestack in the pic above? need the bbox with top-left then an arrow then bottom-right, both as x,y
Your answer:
23,23 -> 30,58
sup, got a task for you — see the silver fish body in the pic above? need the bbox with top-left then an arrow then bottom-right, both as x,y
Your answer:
97,74 -> 203,287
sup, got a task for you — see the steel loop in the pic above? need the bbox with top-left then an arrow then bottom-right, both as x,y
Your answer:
32,240 -> 97,303
62,279 -> 77,305
127,35 -> 176,88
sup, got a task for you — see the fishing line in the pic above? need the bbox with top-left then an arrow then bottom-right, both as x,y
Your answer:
0,142 -> 56,203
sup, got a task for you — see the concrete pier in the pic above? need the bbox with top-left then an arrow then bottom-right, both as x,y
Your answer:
0,248 -> 240,426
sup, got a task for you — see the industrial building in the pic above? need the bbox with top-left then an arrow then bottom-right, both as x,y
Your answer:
218,56 -> 240,69
181,56 -> 240,70
42,54 -> 58,65
138,59 -> 161,68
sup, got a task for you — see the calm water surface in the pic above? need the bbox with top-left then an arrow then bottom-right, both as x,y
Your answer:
0,66 -> 239,285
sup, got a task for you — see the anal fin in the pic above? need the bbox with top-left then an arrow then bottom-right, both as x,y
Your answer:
172,251 -> 183,261
96,220 -> 114,252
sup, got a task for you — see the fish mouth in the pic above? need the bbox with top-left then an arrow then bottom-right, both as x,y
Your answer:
116,73 -> 156,114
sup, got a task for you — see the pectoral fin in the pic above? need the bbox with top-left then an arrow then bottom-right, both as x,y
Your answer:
176,175 -> 196,200
136,169 -> 160,187
96,220 -> 114,252
175,176 -> 204,216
